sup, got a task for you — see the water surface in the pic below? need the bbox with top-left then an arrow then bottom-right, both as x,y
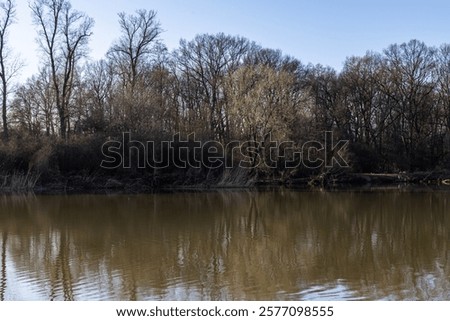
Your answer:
0,189 -> 449,300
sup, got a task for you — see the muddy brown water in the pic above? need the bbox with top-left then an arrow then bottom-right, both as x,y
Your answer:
0,189 -> 449,300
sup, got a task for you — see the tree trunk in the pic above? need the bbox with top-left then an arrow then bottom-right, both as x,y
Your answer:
1,85 -> 7,141
59,108 -> 66,140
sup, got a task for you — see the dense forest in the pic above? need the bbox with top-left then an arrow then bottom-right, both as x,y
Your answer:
1,0 -> 450,191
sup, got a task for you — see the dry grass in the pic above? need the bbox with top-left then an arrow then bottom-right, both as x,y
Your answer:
0,172 -> 40,192
217,167 -> 255,187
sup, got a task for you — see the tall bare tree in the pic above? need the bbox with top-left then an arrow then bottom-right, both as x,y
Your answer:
30,0 -> 93,139
0,0 -> 21,140
107,9 -> 162,131
383,40 -> 437,169
108,9 -> 162,90
174,33 -> 251,140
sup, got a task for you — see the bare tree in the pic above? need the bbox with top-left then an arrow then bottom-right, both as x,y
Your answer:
304,64 -> 342,134
0,0 -> 21,140
437,45 -> 450,132
83,59 -> 116,133
30,0 -> 93,139
227,64 -> 301,141
106,9 -> 163,132
108,9 -> 162,90
383,40 -> 437,169
10,74 -> 50,137
174,33 -> 251,140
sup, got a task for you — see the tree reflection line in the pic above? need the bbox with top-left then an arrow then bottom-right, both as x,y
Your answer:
0,232 -> 6,301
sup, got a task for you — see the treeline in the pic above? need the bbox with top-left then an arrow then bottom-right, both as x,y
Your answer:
1,0 -> 450,190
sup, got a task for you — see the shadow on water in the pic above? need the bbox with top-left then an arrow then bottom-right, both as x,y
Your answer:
0,190 -> 449,300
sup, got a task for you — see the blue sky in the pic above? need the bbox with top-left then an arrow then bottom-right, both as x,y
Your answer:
10,0 -> 450,80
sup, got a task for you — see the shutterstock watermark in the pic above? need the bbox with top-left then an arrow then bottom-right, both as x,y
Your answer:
100,132 -> 349,170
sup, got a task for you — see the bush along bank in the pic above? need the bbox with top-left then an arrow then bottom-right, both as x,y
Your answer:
1,135 -> 450,193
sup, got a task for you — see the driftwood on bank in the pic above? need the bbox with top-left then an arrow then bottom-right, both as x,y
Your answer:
286,171 -> 450,188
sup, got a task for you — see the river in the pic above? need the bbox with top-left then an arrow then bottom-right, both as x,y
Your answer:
0,189 -> 448,300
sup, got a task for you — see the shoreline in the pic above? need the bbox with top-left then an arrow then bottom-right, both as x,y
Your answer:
9,170 -> 448,194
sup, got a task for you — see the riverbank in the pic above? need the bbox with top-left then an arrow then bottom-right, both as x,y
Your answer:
288,171 -> 450,188
2,169 -> 446,194
1,136 -> 449,193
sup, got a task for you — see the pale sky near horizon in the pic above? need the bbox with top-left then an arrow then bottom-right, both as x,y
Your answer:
9,0 -> 450,81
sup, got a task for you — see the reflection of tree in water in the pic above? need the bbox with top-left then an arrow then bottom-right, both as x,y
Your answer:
1,232 -> 6,301
50,231 -> 74,301
0,191 -> 449,300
